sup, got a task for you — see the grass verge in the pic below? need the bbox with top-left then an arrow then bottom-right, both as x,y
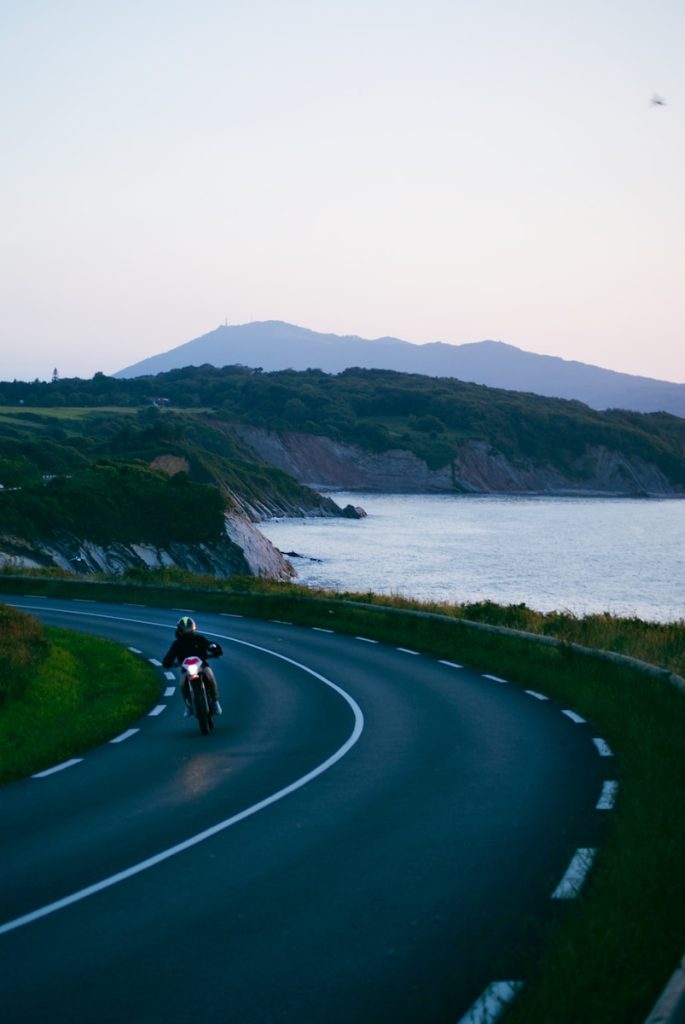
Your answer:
0,615 -> 159,784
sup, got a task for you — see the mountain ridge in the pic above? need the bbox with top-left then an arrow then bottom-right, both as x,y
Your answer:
115,321 -> 685,418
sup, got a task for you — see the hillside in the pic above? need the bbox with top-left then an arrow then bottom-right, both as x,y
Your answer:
113,320 -> 685,418
0,405 -> 355,578
1,366 -> 684,500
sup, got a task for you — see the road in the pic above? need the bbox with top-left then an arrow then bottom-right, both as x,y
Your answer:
0,597 -> 613,1023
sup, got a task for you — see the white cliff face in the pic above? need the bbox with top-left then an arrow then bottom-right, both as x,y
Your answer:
223,512 -> 296,579
0,512 -> 295,581
232,426 -> 683,497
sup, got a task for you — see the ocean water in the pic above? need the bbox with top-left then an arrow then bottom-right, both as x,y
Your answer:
257,493 -> 685,623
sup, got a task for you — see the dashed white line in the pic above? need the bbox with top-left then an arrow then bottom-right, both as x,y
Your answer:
596,780 -> 619,810
593,738 -> 614,757
219,613 -> 243,618
525,690 -> 549,701
313,627 -> 334,633
458,980 -> 523,1023
164,671 -> 175,681
32,759 -> 83,779
128,647 -> 143,654
552,848 -> 597,899
355,636 -> 378,644
439,660 -> 463,669
562,709 -> 586,724
270,620 -> 292,625
397,647 -> 420,656
483,674 -> 507,684
148,705 -> 167,717
110,729 -> 140,744
164,687 -> 176,698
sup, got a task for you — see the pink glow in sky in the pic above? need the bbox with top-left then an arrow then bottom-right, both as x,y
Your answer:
1,1 -> 683,383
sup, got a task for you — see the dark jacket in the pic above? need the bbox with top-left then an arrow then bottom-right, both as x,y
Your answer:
162,633 -> 222,668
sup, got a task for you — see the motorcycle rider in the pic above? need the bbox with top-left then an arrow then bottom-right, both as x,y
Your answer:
162,616 -> 223,717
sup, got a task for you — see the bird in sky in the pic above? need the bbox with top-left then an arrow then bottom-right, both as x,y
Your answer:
651,94 -> 667,106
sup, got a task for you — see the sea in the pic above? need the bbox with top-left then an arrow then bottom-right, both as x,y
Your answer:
257,493 -> 685,623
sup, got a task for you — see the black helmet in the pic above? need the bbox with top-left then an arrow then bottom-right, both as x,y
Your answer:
176,616 -> 197,636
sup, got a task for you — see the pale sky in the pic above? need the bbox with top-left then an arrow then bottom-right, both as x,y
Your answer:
1,0 -> 683,384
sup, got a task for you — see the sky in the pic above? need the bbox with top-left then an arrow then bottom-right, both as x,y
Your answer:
1,0 -> 683,384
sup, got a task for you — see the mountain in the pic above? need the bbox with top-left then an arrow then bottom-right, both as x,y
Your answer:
116,321 -> 685,418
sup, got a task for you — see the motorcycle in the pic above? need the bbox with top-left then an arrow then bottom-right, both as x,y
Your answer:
180,650 -> 220,736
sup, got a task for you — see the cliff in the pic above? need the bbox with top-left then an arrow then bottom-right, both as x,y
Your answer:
232,426 -> 683,497
0,511 -> 296,581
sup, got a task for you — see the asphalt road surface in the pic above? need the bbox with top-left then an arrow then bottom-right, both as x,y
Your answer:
0,597 -> 613,1023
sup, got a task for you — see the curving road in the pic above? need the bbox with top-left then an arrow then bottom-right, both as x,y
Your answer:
0,597 -> 613,1023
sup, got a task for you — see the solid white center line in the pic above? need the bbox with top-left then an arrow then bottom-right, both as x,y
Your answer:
596,780 -> 619,810
0,619 -> 365,938
562,709 -> 586,724
593,738 -> 614,757
458,980 -> 523,1023
552,848 -> 597,899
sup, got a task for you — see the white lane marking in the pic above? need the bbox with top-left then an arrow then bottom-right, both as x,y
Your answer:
220,613 -> 243,618
128,647 -> 143,654
593,737 -> 614,757
164,687 -> 176,697
164,671 -> 176,681
596,780 -> 619,810
270,620 -> 292,625
552,848 -> 597,899
110,729 -> 140,744
32,759 -> 83,779
0,610 -> 365,937
148,705 -> 166,717
355,636 -> 378,644
439,660 -> 463,669
525,690 -> 549,701
562,709 -> 586,724
458,980 -> 523,1023
26,594 -> 48,599
313,627 -> 334,633
483,674 -> 507,684
148,658 -> 162,667
397,647 -> 420,656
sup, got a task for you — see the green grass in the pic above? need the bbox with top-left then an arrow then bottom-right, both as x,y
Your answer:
0,614 -> 159,784
0,573 -> 683,1020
